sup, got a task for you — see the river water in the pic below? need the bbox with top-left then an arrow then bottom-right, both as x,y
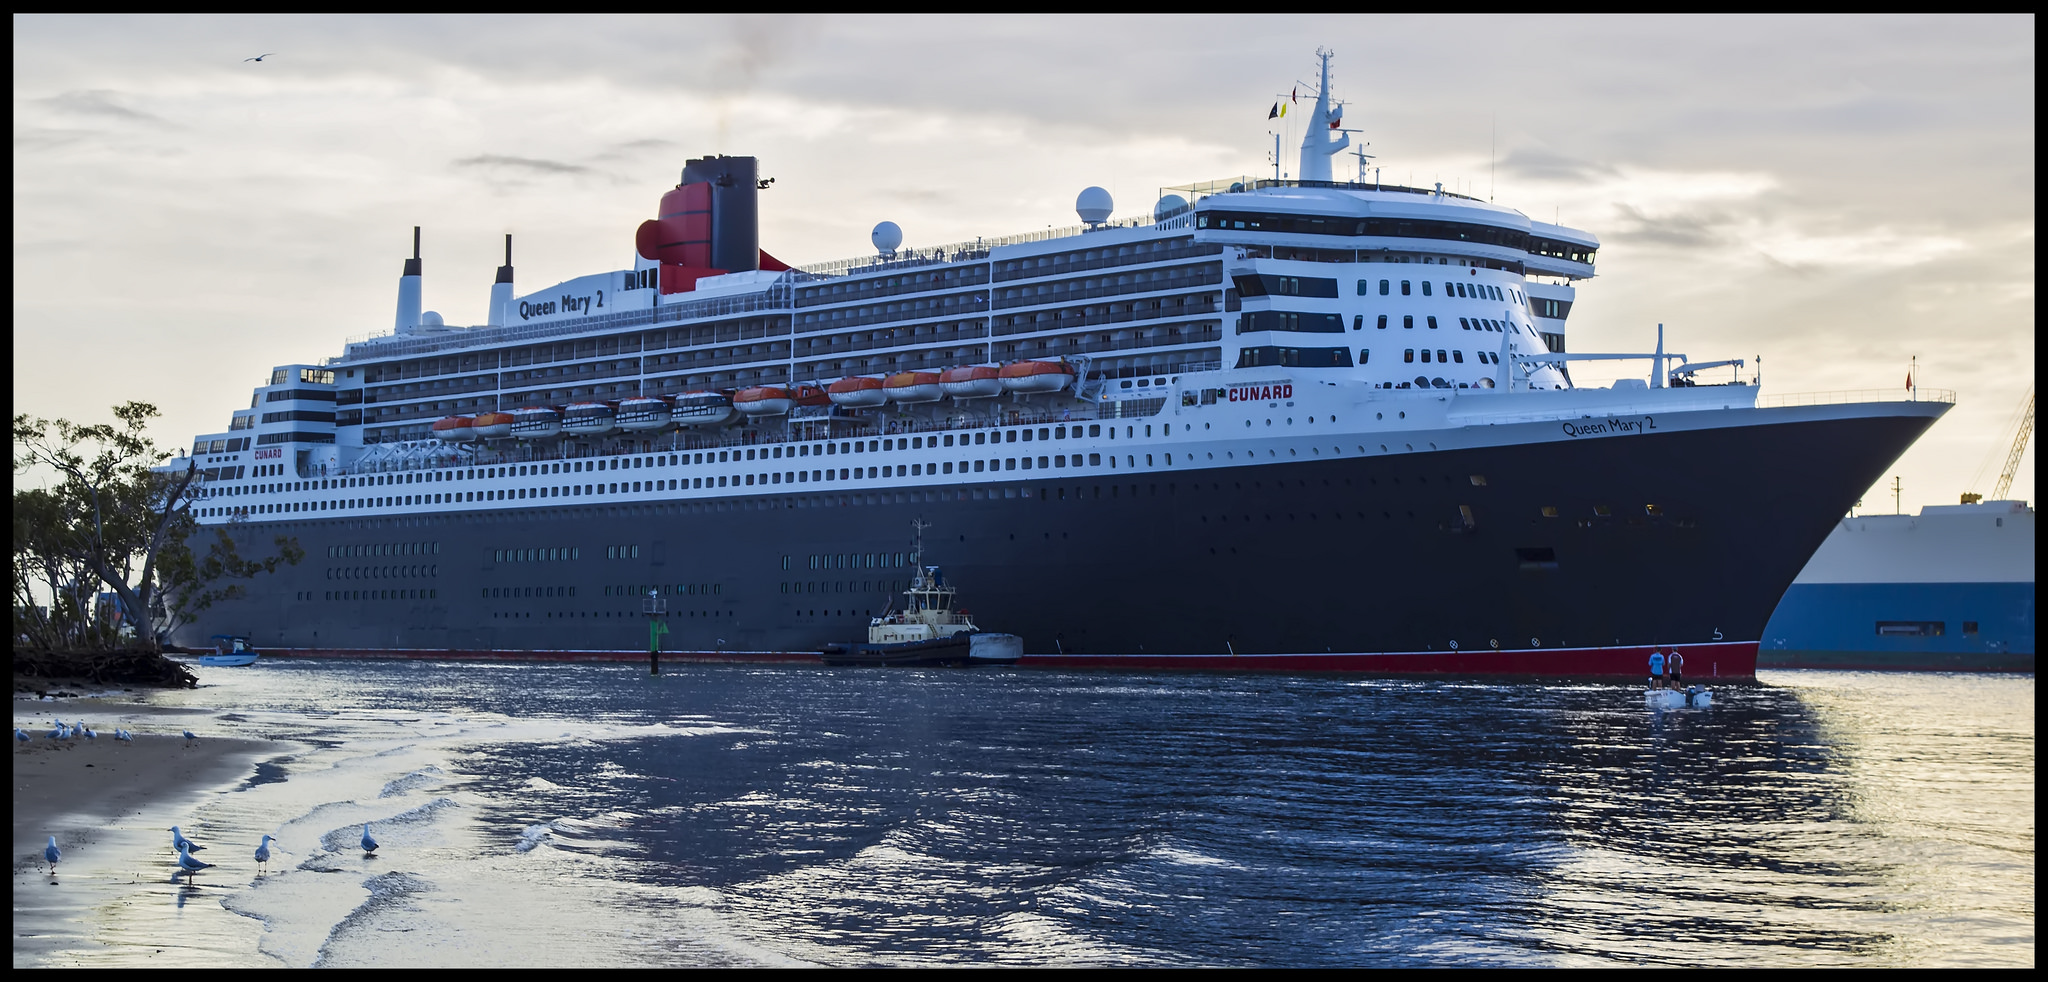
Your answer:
21,663 -> 2035,966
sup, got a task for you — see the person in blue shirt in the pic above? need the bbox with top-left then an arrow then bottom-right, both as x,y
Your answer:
1648,649 -> 1666,689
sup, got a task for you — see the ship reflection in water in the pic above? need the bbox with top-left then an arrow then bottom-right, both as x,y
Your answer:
40,662 -> 2029,968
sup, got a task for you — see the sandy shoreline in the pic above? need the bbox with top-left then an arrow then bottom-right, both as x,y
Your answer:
13,696 -> 291,967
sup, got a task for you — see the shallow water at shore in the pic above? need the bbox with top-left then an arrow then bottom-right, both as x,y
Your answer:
13,664 -> 2033,967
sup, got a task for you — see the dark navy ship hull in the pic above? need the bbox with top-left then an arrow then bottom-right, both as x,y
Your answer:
173,411 -> 1937,678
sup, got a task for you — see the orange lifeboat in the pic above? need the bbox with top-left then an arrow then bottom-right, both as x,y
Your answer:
884,371 -> 943,404
827,375 -> 887,408
939,365 -> 1003,400
472,411 -> 515,440
432,415 -> 476,442
734,385 -> 794,416
999,359 -> 1075,394
794,383 -> 832,407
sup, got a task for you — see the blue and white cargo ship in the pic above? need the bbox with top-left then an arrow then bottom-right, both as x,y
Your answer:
1762,500 -> 2034,672
156,52 -> 1952,677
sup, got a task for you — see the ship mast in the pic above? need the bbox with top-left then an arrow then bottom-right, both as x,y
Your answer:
1297,48 -> 1351,183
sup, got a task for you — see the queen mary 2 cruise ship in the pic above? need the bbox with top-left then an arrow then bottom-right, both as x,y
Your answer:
161,53 -> 1951,677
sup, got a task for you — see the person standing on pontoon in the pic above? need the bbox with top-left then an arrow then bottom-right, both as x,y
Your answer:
1648,649 -> 1666,690
1667,649 -> 1685,690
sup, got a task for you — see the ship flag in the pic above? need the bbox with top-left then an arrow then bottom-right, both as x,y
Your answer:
1291,85 -> 1299,104
1268,102 -> 1279,119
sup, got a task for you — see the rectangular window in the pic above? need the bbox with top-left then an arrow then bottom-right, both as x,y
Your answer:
1452,350 -> 1464,363
1876,621 -> 1945,637
1377,314 -> 1387,330
1404,349 -> 1415,363
1400,280 -> 1411,295
1380,279 -> 1390,295
1421,350 -> 1432,363
1427,316 -> 1438,329
1359,349 -> 1369,364
1403,315 -> 1413,329
1421,282 -> 1432,296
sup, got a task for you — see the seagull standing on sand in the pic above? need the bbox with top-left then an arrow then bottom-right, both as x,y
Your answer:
183,729 -> 199,741
176,841 -> 215,879
46,836 -> 61,874
14,728 -> 27,743
170,826 -> 206,853
255,834 -> 277,873
360,824 -> 379,855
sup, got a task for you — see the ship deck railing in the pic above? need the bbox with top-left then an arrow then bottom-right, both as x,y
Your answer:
1758,388 -> 1957,409
312,404 -> 1167,477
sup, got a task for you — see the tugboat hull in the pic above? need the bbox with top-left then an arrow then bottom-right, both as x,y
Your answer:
821,634 -> 972,667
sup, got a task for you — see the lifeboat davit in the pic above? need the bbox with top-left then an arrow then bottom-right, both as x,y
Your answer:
671,391 -> 735,428
827,376 -> 887,408
794,383 -> 832,408
734,385 -> 794,416
432,415 -> 476,442
472,411 -> 515,440
509,406 -> 562,441
561,402 -> 617,436
940,365 -> 1003,400
884,371 -> 943,404
1000,359 -> 1076,394
616,396 -> 671,432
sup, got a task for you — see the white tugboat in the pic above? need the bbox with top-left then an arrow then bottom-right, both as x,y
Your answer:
821,521 -> 1021,667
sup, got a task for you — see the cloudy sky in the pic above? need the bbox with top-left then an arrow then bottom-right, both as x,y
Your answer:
13,14 -> 2035,511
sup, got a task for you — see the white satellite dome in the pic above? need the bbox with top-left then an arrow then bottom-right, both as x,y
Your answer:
1076,186 -> 1114,225
420,310 -> 445,327
871,221 -> 903,256
1153,194 -> 1190,222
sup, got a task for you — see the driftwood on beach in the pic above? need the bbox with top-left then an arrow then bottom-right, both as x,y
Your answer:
11,646 -> 199,692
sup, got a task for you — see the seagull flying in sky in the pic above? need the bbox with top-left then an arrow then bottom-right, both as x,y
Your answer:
244,53 -> 275,62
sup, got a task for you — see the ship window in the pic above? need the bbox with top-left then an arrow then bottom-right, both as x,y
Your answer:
1376,315 -> 1388,330
1403,316 -> 1413,330
1541,506 -> 1559,517
1963,621 -> 1979,635
1400,281 -> 1411,296
1876,621 -> 1944,637
1421,350 -> 1432,363
1460,317 -> 1470,330
1452,351 -> 1464,363
1427,316 -> 1438,330
1421,282 -> 1432,296
1359,349 -> 1369,364
1404,349 -> 1415,363
1437,350 -> 1447,362
1380,279 -> 1390,296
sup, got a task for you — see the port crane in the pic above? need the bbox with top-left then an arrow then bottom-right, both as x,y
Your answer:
1965,384 -> 2033,503
1992,388 -> 2033,500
